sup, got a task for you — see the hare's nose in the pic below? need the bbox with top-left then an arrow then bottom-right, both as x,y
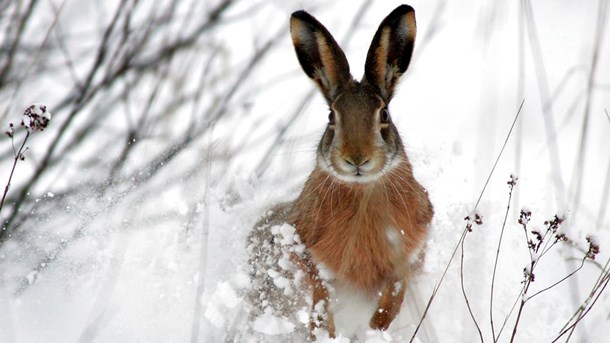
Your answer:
345,156 -> 370,167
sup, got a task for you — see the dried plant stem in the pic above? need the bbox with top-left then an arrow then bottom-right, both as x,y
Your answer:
460,234 -> 484,342
495,289 -> 523,340
0,132 -> 29,214
490,180 -> 515,342
475,100 -> 524,209
509,263 -> 533,342
527,257 -> 587,301
553,257 -> 610,342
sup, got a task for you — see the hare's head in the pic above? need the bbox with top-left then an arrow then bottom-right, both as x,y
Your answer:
290,5 -> 416,184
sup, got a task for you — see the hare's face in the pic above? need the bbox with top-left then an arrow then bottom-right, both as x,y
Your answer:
317,84 -> 403,183
291,6 -> 416,184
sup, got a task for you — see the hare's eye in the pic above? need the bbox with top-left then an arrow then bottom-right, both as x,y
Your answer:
328,111 -> 336,128
379,108 -> 390,124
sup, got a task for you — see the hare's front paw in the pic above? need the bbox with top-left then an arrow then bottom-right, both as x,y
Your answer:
369,308 -> 392,331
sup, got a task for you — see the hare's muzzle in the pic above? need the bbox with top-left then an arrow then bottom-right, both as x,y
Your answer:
342,156 -> 372,175
325,146 -> 394,184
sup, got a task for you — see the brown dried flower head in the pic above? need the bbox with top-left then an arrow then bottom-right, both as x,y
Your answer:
585,236 -> 600,260
22,104 -> 51,132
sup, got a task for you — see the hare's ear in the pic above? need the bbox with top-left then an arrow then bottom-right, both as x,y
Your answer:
290,10 -> 351,103
363,5 -> 416,102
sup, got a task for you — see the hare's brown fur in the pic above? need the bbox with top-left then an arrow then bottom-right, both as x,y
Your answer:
291,160 -> 432,292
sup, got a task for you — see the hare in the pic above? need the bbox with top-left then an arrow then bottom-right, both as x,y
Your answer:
247,4 -> 433,340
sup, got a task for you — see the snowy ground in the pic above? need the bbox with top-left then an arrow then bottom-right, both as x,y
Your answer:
0,0 -> 609,342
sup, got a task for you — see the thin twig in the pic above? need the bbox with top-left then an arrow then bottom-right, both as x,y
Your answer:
495,287 -> 523,340
559,256 -> 610,333
0,132 -> 30,213
509,263 -> 533,342
460,232 -> 484,342
490,178 -> 516,342
526,257 -> 586,301
474,100 -> 524,210
553,258 -> 610,342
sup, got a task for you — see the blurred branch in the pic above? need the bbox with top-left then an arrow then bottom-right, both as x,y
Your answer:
8,4 -> 284,293
189,125 -> 214,343
597,109 -> 610,230
522,0 -> 565,210
0,0 -> 65,123
0,0 -> 39,88
0,0 -> 241,241
0,0 -> 130,240
570,0 -> 609,219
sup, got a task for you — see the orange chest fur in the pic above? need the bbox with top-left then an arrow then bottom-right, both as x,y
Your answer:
291,171 -> 430,292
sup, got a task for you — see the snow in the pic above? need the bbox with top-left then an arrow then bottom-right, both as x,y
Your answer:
213,282 -> 241,309
251,309 -> 296,335
362,330 -> 393,343
0,0 -> 609,342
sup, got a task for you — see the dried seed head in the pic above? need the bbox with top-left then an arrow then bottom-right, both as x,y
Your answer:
464,212 -> 483,232
518,209 -> 532,227
545,215 -> 565,234
474,213 -> 483,225
22,104 -> 51,132
586,236 -> 600,260
522,266 -> 535,283
507,174 -> 519,187
554,233 -> 568,243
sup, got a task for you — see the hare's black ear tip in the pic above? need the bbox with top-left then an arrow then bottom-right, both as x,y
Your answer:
391,4 -> 415,17
291,10 -> 311,21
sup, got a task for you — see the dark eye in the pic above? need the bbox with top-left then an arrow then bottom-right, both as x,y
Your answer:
328,111 -> 335,125
380,108 -> 390,124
